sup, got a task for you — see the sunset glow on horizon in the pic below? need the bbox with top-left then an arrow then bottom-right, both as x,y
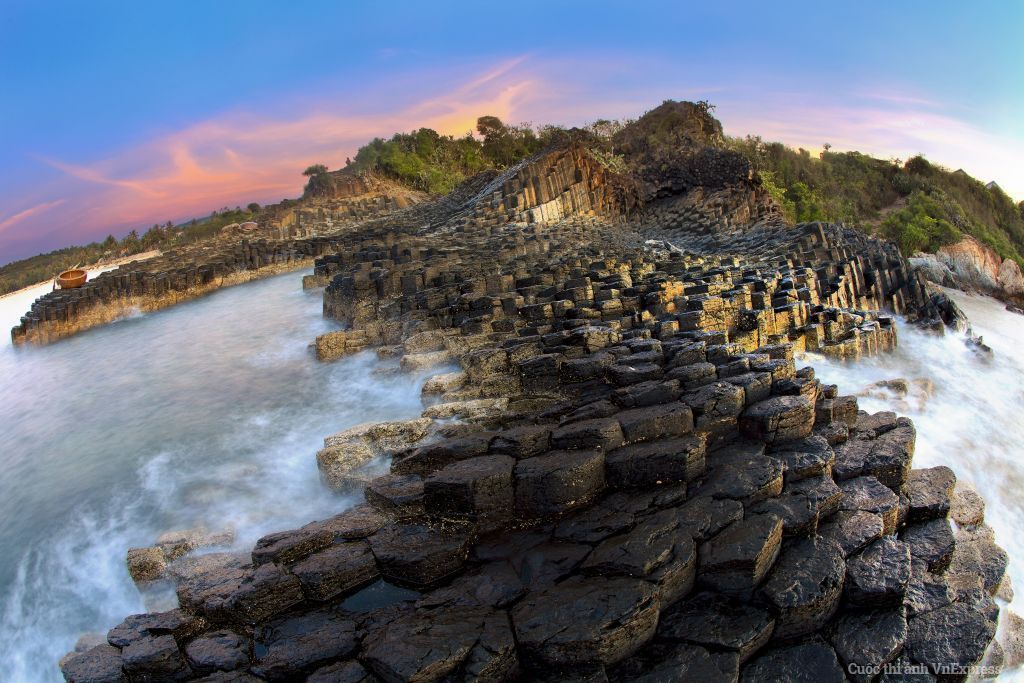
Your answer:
2,1 -> 1022,264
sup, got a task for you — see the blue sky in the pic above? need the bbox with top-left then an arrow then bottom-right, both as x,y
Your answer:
1,1 -> 1022,264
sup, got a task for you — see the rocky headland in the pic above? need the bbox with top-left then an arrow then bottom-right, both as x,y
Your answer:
52,103 -> 1015,682
911,236 -> 1024,311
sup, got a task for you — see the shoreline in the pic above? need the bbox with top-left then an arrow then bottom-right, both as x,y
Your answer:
10,258 -> 312,346
0,250 -> 162,302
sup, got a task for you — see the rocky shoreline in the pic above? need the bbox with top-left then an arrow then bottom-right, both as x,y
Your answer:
53,106 -> 1016,682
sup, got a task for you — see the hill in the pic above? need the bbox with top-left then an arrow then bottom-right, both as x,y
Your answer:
6,99 -> 1023,299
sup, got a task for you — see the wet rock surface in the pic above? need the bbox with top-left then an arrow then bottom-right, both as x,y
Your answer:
59,113 -> 1007,682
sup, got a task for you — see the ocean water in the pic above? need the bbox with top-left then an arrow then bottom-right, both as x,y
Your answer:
0,270 -> 432,681
807,288 -> 1024,678
2,270 -> 1023,679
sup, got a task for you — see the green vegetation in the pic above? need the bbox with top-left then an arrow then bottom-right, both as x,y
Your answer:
343,117 -> 586,195
0,208 -> 256,296
8,101 -> 1024,296
879,191 -> 961,255
346,128 -> 490,194
728,137 -> 1024,265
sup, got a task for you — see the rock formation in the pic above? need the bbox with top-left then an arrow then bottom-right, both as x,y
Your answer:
54,104 -> 1013,682
911,235 -> 1024,306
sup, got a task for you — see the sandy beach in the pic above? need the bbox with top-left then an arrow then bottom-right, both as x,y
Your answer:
0,250 -> 161,302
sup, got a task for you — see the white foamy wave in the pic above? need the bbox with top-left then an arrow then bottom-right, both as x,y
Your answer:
806,291 -> 1024,681
0,270 -> 436,681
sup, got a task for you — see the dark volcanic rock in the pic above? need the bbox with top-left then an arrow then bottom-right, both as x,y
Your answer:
829,608 -> 908,683
906,466 -> 956,523
367,522 -> 471,589
906,602 -> 996,680
489,424 -> 551,458
252,526 -> 333,566
224,563 -> 304,624
252,609 -> 357,681
739,395 -> 815,444
365,473 -> 425,519
741,640 -> 846,682
835,418 -> 916,488
698,513 -> 783,596
174,553 -> 252,618
510,541 -> 591,589
769,436 -> 835,482
551,417 -> 625,451
615,642 -> 739,682
423,454 -> 515,527
818,510 -> 885,557
416,562 -> 525,610
698,444 -> 784,503
674,495 -> 744,542
107,609 -> 206,649
121,633 -> 191,682
839,476 -> 901,534
583,511 -> 697,605
905,560 -> 956,618
604,435 -> 705,488
60,644 -> 126,683
185,630 -> 250,675
514,449 -> 605,517
749,474 -> 842,537
582,513 -> 685,577
901,518 -> 956,574
761,537 -> 845,640
615,403 -> 694,444
658,591 -> 775,663
845,536 -> 912,607
553,492 -> 644,544
310,504 -> 389,540
291,540 -> 379,601
306,660 -> 377,682
362,606 -> 517,683
511,576 -> 660,668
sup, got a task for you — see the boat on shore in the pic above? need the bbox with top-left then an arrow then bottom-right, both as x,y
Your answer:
55,269 -> 87,290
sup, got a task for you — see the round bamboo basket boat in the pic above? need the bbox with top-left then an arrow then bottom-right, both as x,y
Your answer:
56,269 -> 87,289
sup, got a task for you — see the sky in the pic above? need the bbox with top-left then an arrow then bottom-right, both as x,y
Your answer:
1,1 -> 1022,265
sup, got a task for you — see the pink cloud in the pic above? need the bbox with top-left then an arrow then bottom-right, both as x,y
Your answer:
4,53 -> 1023,264
719,96 -> 1024,199
0,199 -> 66,235
17,57 -> 544,253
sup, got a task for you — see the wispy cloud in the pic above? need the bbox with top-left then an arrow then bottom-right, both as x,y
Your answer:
0,199 -> 66,235
3,52 -> 1023,265
7,57 -> 541,258
720,95 -> 1024,198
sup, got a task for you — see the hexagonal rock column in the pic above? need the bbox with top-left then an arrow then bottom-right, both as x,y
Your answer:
760,537 -> 846,640
844,536 -> 912,607
513,449 -> 605,517
658,591 -> 776,664
604,434 -> 706,488
740,640 -> 846,682
697,513 -> 784,597
367,522 -> 471,589
581,510 -> 697,606
906,602 -> 997,680
511,576 -> 660,669
290,541 -> 379,602
423,454 -> 515,529
739,395 -> 815,444
362,606 -> 518,682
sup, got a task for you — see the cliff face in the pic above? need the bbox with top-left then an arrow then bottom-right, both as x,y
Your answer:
911,235 -> 1024,303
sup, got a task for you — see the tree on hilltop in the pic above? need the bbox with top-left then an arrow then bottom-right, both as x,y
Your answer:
303,164 -> 329,176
